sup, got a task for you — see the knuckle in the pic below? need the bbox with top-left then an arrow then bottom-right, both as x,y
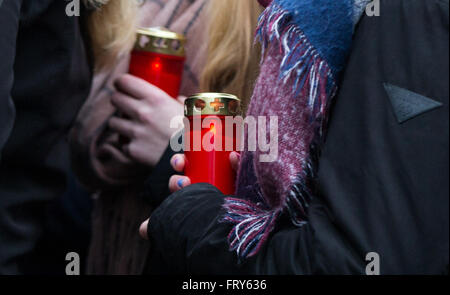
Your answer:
110,93 -> 120,104
169,180 -> 175,192
116,75 -> 128,85
127,143 -> 139,158
130,126 -> 141,139
108,117 -> 116,127
134,126 -> 146,138
137,108 -> 152,123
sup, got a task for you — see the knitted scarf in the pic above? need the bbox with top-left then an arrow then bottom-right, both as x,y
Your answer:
222,0 -> 370,260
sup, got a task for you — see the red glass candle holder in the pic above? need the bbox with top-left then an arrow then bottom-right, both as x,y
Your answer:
184,93 -> 241,195
129,27 -> 186,98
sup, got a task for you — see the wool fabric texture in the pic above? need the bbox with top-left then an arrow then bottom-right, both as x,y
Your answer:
222,0 -> 370,260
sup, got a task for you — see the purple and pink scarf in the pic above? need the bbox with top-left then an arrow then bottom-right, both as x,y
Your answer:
222,0 -> 370,260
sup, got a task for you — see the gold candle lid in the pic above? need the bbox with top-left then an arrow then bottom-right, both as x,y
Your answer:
185,93 -> 241,116
134,27 -> 186,57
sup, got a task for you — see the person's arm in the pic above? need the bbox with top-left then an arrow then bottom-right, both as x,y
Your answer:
0,0 -> 21,162
146,183 -> 315,275
70,73 -> 185,192
69,0 -> 201,191
138,146 -> 178,208
69,56 -> 148,191
145,0 -> 449,275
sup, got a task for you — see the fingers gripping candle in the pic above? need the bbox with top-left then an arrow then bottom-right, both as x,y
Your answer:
129,27 -> 186,98
184,93 -> 241,195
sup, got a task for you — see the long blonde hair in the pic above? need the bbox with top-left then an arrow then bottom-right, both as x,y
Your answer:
84,0 -> 139,71
200,0 -> 263,110
85,0 -> 263,102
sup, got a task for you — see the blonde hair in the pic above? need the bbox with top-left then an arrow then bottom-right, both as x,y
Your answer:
85,0 -> 263,102
84,0 -> 139,71
200,0 -> 263,111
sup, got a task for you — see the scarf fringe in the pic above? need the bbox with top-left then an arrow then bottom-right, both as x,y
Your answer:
221,198 -> 281,259
286,141 -> 321,226
222,2 -> 338,260
256,2 -> 337,120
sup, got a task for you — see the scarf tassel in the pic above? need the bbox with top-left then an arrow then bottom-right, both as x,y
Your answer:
221,198 -> 281,260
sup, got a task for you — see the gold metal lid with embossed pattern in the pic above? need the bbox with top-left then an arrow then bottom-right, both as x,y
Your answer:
185,93 -> 241,116
134,27 -> 186,57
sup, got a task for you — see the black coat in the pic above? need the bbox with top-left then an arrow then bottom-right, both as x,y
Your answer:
146,0 -> 449,275
0,0 -> 92,274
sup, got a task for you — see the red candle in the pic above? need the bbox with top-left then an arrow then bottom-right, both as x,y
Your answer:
129,27 -> 186,98
184,93 -> 241,195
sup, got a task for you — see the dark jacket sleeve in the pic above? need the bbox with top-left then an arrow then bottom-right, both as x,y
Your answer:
139,146 -> 178,207
0,0 -> 20,161
146,0 -> 448,275
146,183 -> 314,275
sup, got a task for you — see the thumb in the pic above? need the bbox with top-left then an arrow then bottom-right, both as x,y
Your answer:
229,152 -> 241,172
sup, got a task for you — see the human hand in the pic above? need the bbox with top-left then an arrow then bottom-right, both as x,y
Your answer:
109,74 -> 185,167
139,151 -> 241,240
167,152 -> 241,193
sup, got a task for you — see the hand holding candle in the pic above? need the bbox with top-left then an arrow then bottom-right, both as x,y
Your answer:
139,151 -> 240,240
168,152 -> 241,193
109,74 -> 185,167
